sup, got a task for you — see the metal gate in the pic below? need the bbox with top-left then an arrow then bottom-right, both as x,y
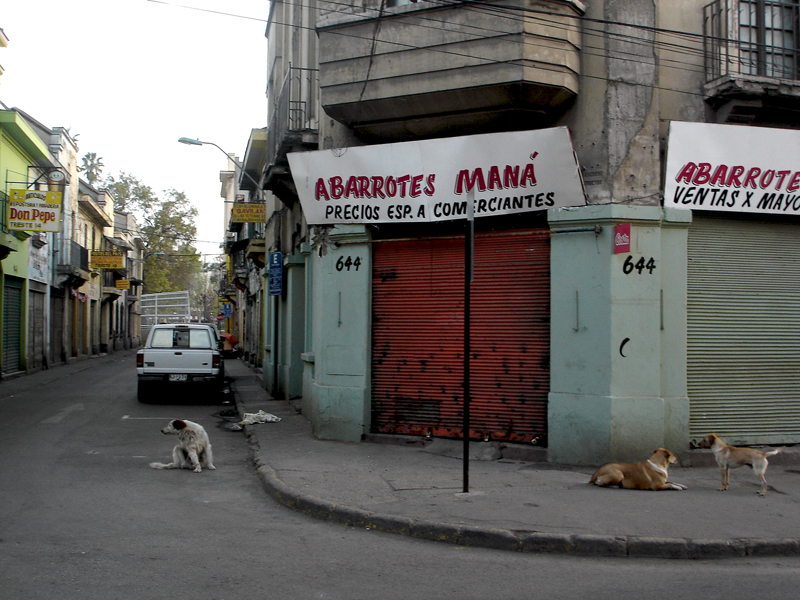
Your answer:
3,277 -> 24,375
687,215 -> 800,445
28,290 -> 45,371
50,291 -> 65,364
372,229 -> 550,443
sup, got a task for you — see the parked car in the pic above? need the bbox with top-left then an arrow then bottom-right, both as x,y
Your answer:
136,323 -> 224,402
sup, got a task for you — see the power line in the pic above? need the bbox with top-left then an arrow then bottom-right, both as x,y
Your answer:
145,2 -> 800,117
148,0 -> 720,97
145,0 -> 269,23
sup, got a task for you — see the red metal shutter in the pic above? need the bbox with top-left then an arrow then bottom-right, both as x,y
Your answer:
372,229 -> 550,444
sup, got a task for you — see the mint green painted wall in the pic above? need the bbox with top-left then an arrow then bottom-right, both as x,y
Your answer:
659,210 -> 692,457
548,205 -> 691,465
282,254 -> 305,399
303,224 -> 371,441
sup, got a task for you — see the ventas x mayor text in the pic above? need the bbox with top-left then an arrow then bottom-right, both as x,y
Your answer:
671,161 -> 800,211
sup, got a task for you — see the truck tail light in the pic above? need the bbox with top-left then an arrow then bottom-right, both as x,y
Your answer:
212,353 -> 220,369
136,352 -> 144,368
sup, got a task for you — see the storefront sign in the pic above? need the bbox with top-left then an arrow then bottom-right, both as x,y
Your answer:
7,189 -> 62,232
231,202 -> 266,223
665,121 -> 800,215
115,280 -> 131,290
90,251 -> 125,269
288,128 -> 586,225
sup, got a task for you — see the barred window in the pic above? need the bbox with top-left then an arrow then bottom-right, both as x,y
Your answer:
740,0 -> 799,77
705,0 -> 800,80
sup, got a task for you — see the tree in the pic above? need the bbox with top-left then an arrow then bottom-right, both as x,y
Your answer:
102,173 -> 203,294
80,152 -> 104,185
103,172 -> 158,214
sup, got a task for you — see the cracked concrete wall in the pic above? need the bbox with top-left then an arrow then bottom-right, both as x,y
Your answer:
570,0 -> 660,207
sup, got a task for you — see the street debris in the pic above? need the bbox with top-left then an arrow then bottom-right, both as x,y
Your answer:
239,410 -> 282,425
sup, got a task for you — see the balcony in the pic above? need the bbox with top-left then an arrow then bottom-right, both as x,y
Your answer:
244,67 -> 320,205
245,238 -> 266,267
704,0 -> 800,124
316,0 -> 584,140
57,240 -> 91,287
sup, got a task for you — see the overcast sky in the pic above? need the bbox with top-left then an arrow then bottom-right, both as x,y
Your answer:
1,0 -> 269,258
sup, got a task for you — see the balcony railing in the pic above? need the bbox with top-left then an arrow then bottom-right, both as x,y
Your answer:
705,0 -> 800,82
59,240 -> 90,272
265,66 -> 320,172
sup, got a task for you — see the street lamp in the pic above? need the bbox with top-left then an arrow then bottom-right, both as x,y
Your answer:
178,137 -> 262,190
131,251 -> 165,264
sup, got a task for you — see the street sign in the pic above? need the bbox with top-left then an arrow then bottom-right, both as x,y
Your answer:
269,251 -> 283,296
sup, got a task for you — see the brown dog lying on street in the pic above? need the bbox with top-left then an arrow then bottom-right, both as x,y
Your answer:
590,448 -> 687,491
698,433 -> 780,496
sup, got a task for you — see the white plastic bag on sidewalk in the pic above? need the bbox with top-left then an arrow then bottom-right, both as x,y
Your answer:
239,410 -> 282,425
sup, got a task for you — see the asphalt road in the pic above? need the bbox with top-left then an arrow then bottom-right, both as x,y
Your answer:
1,351 -> 799,600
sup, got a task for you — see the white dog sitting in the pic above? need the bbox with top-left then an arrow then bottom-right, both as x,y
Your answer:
150,419 -> 215,473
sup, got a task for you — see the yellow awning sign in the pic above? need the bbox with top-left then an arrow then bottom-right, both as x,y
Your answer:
7,189 -> 63,232
91,251 -> 125,269
115,280 -> 131,290
231,202 -> 266,223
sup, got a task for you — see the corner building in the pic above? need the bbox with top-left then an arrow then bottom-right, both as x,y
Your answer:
246,0 -> 800,465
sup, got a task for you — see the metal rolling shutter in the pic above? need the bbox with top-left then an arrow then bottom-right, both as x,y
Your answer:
50,291 -> 65,364
3,278 -> 24,375
28,290 -> 45,371
372,229 -> 550,444
687,215 -> 800,445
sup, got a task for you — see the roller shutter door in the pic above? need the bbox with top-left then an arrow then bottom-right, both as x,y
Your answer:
50,291 -> 65,364
372,229 -> 550,444
3,277 -> 24,375
28,290 -> 45,371
687,215 -> 800,445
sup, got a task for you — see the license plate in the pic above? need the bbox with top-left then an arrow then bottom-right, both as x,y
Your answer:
169,374 -> 188,382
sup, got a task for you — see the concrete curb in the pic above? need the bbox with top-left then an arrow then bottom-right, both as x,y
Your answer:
241,421 -> 800,560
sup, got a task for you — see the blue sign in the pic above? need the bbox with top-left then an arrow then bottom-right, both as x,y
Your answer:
269,251 -> 283,296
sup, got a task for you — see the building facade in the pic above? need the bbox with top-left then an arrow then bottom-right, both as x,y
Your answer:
1,106 -> 143,379
237,0 -> 800,465
0,108 -> 53,376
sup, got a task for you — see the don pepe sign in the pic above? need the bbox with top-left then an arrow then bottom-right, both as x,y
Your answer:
7,189 -> 63,232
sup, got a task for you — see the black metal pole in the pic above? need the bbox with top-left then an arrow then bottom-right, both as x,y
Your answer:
463,208 -> 474,493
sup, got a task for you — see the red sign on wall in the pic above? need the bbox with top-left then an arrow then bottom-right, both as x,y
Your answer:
614,223 -> 631,254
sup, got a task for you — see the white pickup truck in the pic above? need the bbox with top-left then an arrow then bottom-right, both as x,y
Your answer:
136,323 -> 224,402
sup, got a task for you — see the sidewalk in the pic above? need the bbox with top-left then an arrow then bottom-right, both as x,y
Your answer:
225,358 -> 800,560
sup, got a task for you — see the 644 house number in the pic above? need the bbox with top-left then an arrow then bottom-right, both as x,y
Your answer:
622,255 -> 656,275
336,256 -> 362,272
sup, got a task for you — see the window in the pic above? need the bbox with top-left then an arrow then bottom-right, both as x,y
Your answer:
151,329 -> 174,348
740,0 -> 799,77
705,0 -> 800,81
150,327 -> 212,349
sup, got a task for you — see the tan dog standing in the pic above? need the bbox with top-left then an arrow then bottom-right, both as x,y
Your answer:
590,448 -> 687,491
699,433 -> 780,496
